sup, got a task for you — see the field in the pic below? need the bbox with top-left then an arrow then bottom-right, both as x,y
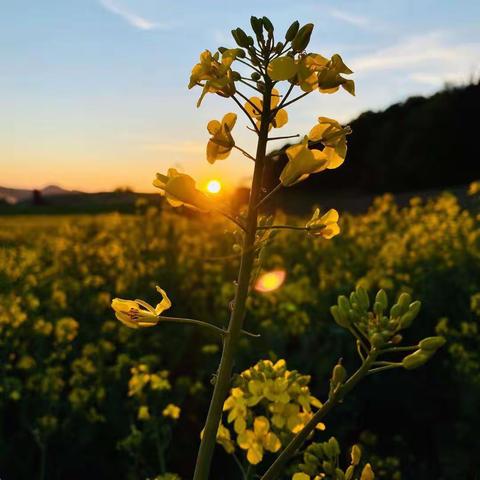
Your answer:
1,191 -> 479,479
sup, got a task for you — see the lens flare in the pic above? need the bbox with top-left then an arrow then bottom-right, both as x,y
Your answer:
206,179 -> 222,194
254,270 -> 286,293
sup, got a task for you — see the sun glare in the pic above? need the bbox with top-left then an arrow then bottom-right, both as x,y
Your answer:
254,270 -> 287,293
206,179 -> 222,194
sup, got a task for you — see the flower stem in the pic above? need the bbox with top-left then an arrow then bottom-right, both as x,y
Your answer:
192,79 -> 273,480
260,352 -> 377,480
158,316 -> 259,338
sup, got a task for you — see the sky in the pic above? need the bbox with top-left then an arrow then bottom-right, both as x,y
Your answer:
1,0 -> 479,192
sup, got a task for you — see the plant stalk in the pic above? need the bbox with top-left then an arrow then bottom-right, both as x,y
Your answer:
192,81 -> 273,480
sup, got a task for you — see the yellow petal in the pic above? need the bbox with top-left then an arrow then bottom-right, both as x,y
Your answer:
263,432 -> 281,453
245,97 -> 262,118
267,56 -> 298,81
115,311 -> 138,329
273,108 -> 288,128
154,287 -> 172,315
253,416 -> 270,436
320,209 -> 339,225
270,88 -> 281,109
246,443 -> 263,465
208,120 -> 222,136
222,112 -> 237,131
237,430 -> 254,450
321,223 -> 340,239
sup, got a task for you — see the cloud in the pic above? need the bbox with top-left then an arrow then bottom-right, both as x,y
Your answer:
99,0 -> 171,31
351,31 -> 480,85
328,9 -> 371,28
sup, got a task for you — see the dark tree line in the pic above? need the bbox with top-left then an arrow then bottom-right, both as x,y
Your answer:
269,82 -> 480,195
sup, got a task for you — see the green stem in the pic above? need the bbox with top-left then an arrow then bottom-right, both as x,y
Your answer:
256,225 -> 306,231
367,364 -> 402,375
256,183 -> 282,209
260,352 -> 378,480
380,345 -> 418,354
192,80 -> 273,480
158,316 -> 259,338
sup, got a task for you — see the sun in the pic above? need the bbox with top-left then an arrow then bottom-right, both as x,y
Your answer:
206,179 -> 222,194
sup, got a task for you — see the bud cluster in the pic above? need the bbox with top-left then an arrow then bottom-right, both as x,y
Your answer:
293,438 -> 374,480
331,287 -> 421,348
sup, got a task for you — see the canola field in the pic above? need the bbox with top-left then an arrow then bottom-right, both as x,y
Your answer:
1,192 -> 479,479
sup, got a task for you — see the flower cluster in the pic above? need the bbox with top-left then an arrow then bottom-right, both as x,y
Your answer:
218,359 -> 324,465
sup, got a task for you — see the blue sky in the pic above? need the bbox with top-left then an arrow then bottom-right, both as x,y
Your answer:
1,0 -> 479,191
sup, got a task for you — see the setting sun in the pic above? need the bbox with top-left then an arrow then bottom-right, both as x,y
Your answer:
206,179 -> 222,194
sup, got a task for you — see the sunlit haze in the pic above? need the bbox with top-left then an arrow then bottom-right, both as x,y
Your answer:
1,1 -> 479,192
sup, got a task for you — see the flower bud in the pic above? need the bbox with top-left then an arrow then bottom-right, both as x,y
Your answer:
390,303 -> 403,318
360,463 -> 374,480
322,460 -> 334,474
351,444 -> 361,465
418,336 -> 446,351
402,350 -> 432,370
262,16 -> 274,34
399,301 -> 421,328
292,23 -> 314,52
356,286 -> 370,310
336,468 -> 346,480
275,41 -> 284,54
375,289 -> 388,310
345,465 -> 355,480
373,301 -> 384,317
330,305 -> 350,328
285,20 -> 300,41
332,362 -> 347,386
338,295 -> 351,316
370,332 -> 385,348
232,28 -> 251,48
251,72 -> 261,81
250,16 -> 263,37
397,292 -> 412,311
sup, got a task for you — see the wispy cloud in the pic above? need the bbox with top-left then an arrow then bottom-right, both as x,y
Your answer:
99,0 -> 171,31
328,9 -> 371,28
351,31 -> 480,86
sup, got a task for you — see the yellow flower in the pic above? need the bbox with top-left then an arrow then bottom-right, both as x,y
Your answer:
263,377 -> 290,403
111,286 -> 171,329
162,403 -> 181,420
308,117 -> 350,169
295,53 -> 330,92
244,88 -> 288,130
206,113 -> 237,164
279,136 -> 328,186
138,405 -> 150,421
317,54 -> 355,96
468,180 -> 480,196
223,387 -> 249,433
237,416 -> 281,465
153,169 -> 212,211
201,423 -> 236,454
217,424 -> 235,454
128,364 -> 151,396
306,209 -> 340,239
188,49 -> 237,107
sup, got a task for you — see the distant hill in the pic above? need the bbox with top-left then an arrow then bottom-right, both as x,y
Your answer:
269,82 -> 480,197
0,185 -> 82,204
